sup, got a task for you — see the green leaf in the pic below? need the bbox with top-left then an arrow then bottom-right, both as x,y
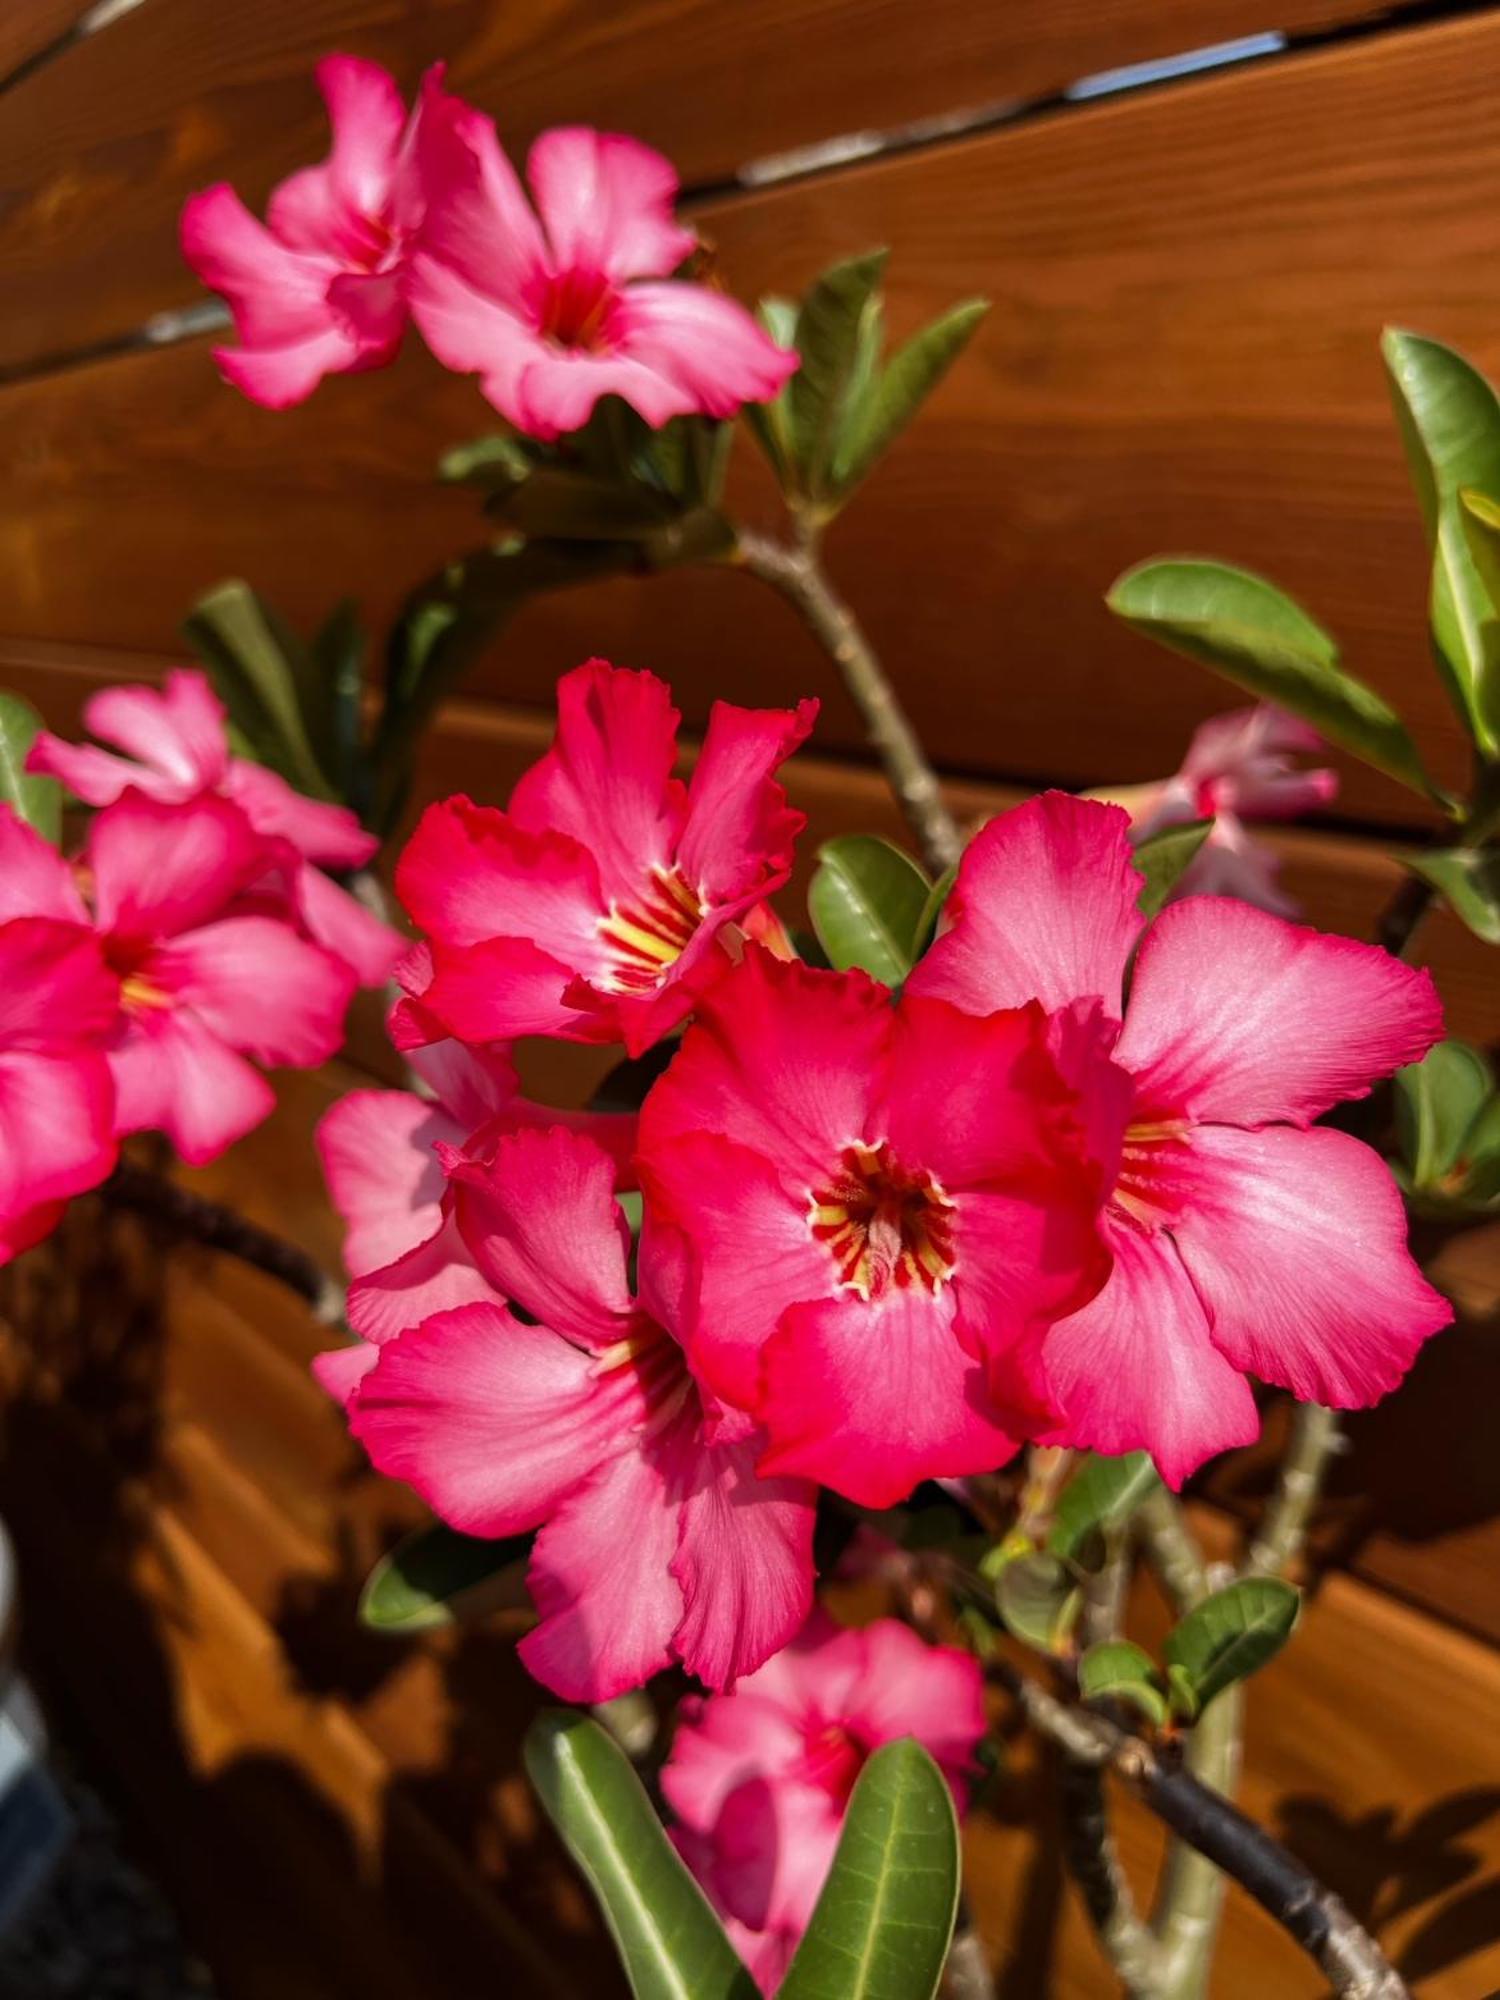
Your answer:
183,581 -> 336,799
1395,1039 -> 1494,1187
1132,821 -> 1213,919
787,250 -> 889,498
310,598 -> 367,804
1048,1452 -> 1161,1566
779,1740 -> 960,2000
1164,1577 -> 1300,1712
834,299 -> 990,495
1384,329 -> 1500,755
1107,559 -> 1434,799
1400,845 -> 1500,944
1078,1641 -> 1168,1726
742,296 -> 799,487
0,691 -> 61,843
359,1521 -> 531,1632
1166,1663 -> 1201,1724
524,1712 -> 757,2000
995,1551 -> 1082,1654
807,834 -> 931,983
914,861 -> 958,956
486,466 -> 684,542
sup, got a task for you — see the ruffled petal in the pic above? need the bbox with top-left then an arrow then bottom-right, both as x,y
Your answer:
527,128 -> 696,282
316,1088 -> 462,1277
1170,1123 -> 1452,1407
507,340 -> 699,439
311,1337 -> 382,1406
346,1210 -> 499,1345
420,936 -> 599,1044
675,698 -> 816,906
87,793 -> 266,942
396,795 -> 607,967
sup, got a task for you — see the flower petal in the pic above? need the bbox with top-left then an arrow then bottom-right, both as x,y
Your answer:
317,1088 -> 462,1277
108,1012 -> 276,1164
212,325 -> 363,409
528,128 -> 696,281
675,698 -> 816,907
413,82 -> 547,307
289,862 -> 405,986
346,1209 -> 499,1345
87,793 -> 266,942
148,915 -> 355,1068
0,812 -> 88,926
396,795 -> 607,966
0,1048 -> 116,1218
312,54 -> 408,218
660,1690 -> 808,1832
405,255 -> 541,419
224,760 -> 375,865
180,185 -> 335,345
847,1623 -> 987,1798
0,917 -> 117,1045
612,283 -> 800,418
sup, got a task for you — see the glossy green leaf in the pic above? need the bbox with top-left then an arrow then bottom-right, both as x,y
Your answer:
787,250 -> 889,496
995,1551 -> 1081,1654
834,298 -> 990,494
808,834 -> 932,983
1395,1039 -> 1494,1187
1164,1576 -> 1299,1712
1462,1096 -> 1500,1202
0,691 -> 61,843
1048,1451 -> 1161,1566
524,1712 -> 757,2000
1132,821 -> 1213,919
1107,559 -> 1433,799
1078,1641 -> 1168,1726
1384,328 -> 1500,755
779,1740 -> 960,2000
1400,845 -> 1500,945
183,580 -> 336,799
360,1521 -> 531,1632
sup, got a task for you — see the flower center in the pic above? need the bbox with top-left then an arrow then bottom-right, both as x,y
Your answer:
104,939 -> 171,1015
597,868 -> 704,993
540,268 -> 615,351
802,1722 -> 865,1806
809,1140 -> 956,1301
1109,1119 -> 1193,1233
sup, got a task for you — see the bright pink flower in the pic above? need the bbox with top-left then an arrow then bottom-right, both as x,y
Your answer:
345,1125 -> 816,1699
664,1612 -> 986,1992
638,946 -> 1115,1508
181,56 -> 426,407
397,662 -> 816,1056
29,670 -> 402,987
908,791 -> 1450,1485
408,88 -> 796,438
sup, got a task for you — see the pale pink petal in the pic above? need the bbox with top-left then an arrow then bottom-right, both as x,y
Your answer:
87,793 -> 266,941
317,1088 -> 462,1276
508,662 -> 686,904
406,255 -> 543,422
676,699 -> 816,906
87,672 -> 229,790
0,812 -> 88,925
729,1609 -> 867,1731
352,1301 -> 648,1536
291,863 -> 405,986
1170,1124 -> 1452,1407
311,1337 -> 381,1406
660,1690 -> 808,1831
0,917 -> 117,1045
509,340 -> 699,439
108,1012 -> 275,1163
909,793 -> 1141,1019
313,54 -> 407,217
709,1775 -> 842,1936
1039,1225 -> 1260,1489
26,735 -> 163,808
527,128 -> 695,282
1116,898 -> 1444,1126
180,185 -> 335,345
1174,814 -> 1300,918
212,323 -> 364,409
0,1048 -> 116,1219
612,283 -> 800,418
413,83 -> 547,307
403,1036 -> 522,1128
346,1210 -> 500,1345
758,1287 -> 1025,1507
148,916 -> 355,1067
224,761 -> 374,865
849,1624 -> 987,1796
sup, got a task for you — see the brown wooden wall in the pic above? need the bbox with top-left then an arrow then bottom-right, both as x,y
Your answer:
3,1 -> 1500,1995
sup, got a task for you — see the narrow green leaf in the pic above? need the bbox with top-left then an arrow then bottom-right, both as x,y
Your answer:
787,250 -> 890,497
996,1551 -> 1082,1654
0,691 -> 62,843
1107,559 -> 1434,799
743,296 -> 799,487
1048,1452 -> 1161,1566
310,598 -> 367,804
1164,1577 -> 1300,1712
779,1740 -> 960,2000
834,299 -> 990,494
525,1712 -> 757,2000
359,1521 -> 531,1632
183,580 -> 336,799
1132,821 -> 1213,919
1078,1642 -> 1168,1726
1399,845 -> 1500,944
808,834 -> 931,983
1384,328 -> 1500,755
1395,1039 -> 1494,1187
1166,1663 -> 1201,1723
914,861 -> 958,955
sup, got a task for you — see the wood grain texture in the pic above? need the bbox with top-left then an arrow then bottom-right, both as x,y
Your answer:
0,0 -> 1391,371
0,0 -> 83,88
11,12 -> 1500,819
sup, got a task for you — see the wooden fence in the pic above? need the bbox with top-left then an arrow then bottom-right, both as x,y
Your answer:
2,0 -> 1499,1993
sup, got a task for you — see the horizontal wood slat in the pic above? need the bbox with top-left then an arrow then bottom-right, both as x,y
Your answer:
0,0 -> 1390,371
11,13 -> 1500,820
0,0 -> 82,88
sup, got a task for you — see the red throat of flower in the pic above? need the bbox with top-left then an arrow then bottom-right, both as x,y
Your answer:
598,867 -> 704,994
809,1140 -> 956,1301
801,1721 -> 866,1806
540,267 -> 615,351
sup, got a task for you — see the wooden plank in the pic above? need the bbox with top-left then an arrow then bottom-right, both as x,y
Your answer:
10,12 -> 1500,818
0,0 -> 1390,373
0,0 -> 82,89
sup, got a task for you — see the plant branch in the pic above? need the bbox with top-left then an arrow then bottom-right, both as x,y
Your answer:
102,1162 -> 345,1323
1136,1489 -> 1209,1613
736,526 -> 963,873
1152,1682 -> 1243,2000
1242,1402 -> 1343,1578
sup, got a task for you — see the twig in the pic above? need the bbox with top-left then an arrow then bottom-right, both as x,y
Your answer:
1153,1682 -> 1243,2000
102,1162 -> 345,1323
1136,1489 -> 1209,1613
736,526 -> 963,873
1242,1403 -> 1343,1578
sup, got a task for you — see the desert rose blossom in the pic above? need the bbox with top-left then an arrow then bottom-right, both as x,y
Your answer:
346,1125 -> 816,1699
408,84 -> 797,438
181,55 -> 427,407
397,661 -> 817,1056
907,790 -> 1450,1485
638,946 -> 1119,1508
664,1612 -> 986,1993
29,669 -> 402,987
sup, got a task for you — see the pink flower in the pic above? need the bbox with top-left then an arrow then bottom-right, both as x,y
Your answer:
2,795 -> 356,1165
344,1125 -> 817,1699
1111,705 -> 1338,917
29,670 -> 402,987
409,87 -> 796,438
664,1612 -> 986,1992
181,56 -> 427,408
0,818 -> 121,1264
907,791 -> 1450,1485
638,946 -> 1116,1508
313,950 -> 636,1400
397,662 -> 816,1056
